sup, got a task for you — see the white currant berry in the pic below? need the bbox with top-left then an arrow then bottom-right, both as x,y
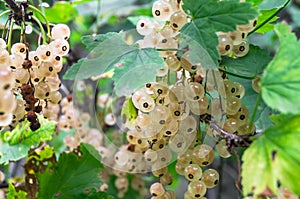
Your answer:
152,0 -> 173,21
50,39 -> 70,56
0,38 -> 6,49
0,49 -> 10,64
14,68 -> 30,85
105,113 -> 116,126
29,51 -> 41,67
11,43 -> 27,58
0,90 -> 16,114
0,113 -> 13,127
51,24 -> 71,40
232,40 -> 250,57
170,11 -> 188,31
48,91 -> 62,104
9,54 -> 23,70
0,66 -> 14,91
34,82 -> 50,99
136,18 -> 154,36
150,182 -> 165,197
36,45 -> 53,61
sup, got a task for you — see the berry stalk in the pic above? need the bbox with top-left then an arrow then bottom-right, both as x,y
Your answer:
3,0 -> 22,19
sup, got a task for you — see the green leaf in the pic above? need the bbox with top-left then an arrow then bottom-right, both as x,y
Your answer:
121,97 -> 138,129
2,117 -> 56,145
221,45 -> 271,78
254,0 -> 290,34
269,114 -> 294,125
63,33 -> 130,80
64,33 -> 164,96
261,23 -> 300,114
0,118 -> 56,165
242,115 -> 300,196
258,0 -> 288,9
112,48 -> 163,96
7,182 -> 27,199
37,143 -> 104,199
79,188 -> 113,199
45,1 -> 78,23
246,0 -> 263,7
0,2 -> 6,10
81,32 -> 122,51
0,142 -> 29,165
255,9 -> 279,34
181,0 -> 257,69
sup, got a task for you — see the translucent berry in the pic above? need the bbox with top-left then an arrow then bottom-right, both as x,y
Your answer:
0,90 -> 16,114
215,139 -> 231,158
184,164 -> 203,181
114,150 -> 130,166
34,82 -> 50,99
160,173 -> 173,186
51,24 -> 71,40
29,51 -> 41,67
187,181 -> 207,198
217,33 -> 232,56
0,38 -> 6,49
185,82 -> 205,102
170,11 -> 188,31
201,169 -> 219,188
232,40 -> 249,57
136,18 -> 154,36
150,182 -> 165,197
152,0 -> 173,21
0,49 -> 10,64
0,66 -> 14,90
165,54 -> 181,71
11,43 -> 27,58
36,45 -> 53,61
192,144 -> 214,166
50,39 -> 70,56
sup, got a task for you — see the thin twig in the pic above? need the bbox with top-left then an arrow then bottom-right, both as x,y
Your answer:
209,120 -> 252,147
234,149 -> 242,199
4,0 -> 22,18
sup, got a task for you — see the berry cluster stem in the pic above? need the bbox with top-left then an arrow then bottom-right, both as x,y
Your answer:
32,15 -> 47,44
0,10 -> 11,18
28,5 -> 51,39
4,0 -> 22,18
7,20 -> 14,52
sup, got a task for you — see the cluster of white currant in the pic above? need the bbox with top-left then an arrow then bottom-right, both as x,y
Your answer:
0,23 -> 70,131
205,76 -> 256,159
92,0 -> 259,198
217,17 -> 257,57
135,0 -> 186,57
48,94 -> 104,152
216,0 -> 257,58
136,0 -> 257,64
